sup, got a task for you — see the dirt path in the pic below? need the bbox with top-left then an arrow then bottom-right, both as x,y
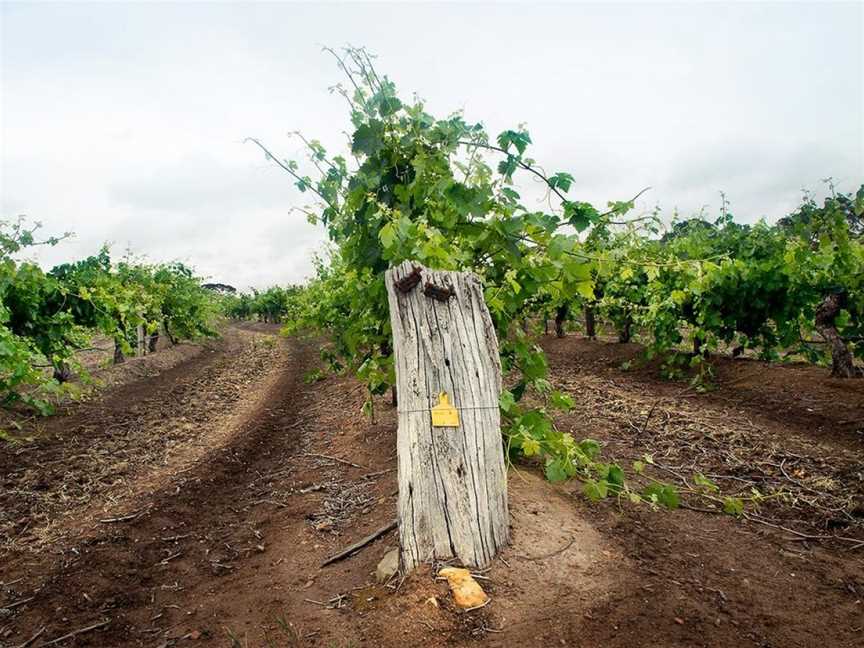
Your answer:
541,335 -> 864,648
0,327 -> 862,647
0,325 -> 287,552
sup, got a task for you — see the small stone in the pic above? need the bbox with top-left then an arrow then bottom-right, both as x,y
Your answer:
438,567 -> 489,609
376,548 -> 400,583
425,596 -> 439,608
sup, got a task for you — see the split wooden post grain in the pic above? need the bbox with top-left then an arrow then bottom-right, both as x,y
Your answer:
385,260 -> 509,572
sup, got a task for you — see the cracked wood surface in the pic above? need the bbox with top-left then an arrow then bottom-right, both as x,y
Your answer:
385,260 -> 509,571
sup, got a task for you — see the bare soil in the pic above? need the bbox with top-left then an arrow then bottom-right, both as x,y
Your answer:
0,326 -> 861,648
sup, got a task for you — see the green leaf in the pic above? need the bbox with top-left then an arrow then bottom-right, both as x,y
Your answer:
497,155 -> 519,179
497,129 -> 532,155
351,121 -> 384,156
378,96 -> 402,117
563,201 -> 599,232
607,464 -> 625,488
505,269 -> 521,294
544,457 -> 571,483
499,389 -> 516,413
548,390 -> 574,412
583,479 -> 608,501
835,309 -> 851,329
642,483 -> 680,509
500,187 -> 521,201
671,289 -> 688,305
693,472 -> 719,493
379,222 -> 397,249
548,172 -> 574,193
578,438 -> 601,459
522,436 -> 541,457
575,282 -> 595,300
722,496 -> 744,516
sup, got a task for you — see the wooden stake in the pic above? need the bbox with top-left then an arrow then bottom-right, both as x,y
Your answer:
385,261 -> 509,572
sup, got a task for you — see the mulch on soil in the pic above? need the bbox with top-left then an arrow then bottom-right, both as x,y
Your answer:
543,336 -> 864,548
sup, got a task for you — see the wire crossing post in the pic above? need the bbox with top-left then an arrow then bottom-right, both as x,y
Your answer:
385,260 -> 509,572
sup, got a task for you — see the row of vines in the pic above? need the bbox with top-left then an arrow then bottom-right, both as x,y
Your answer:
550,186 -> 864,382
221,285 -> 303,324
245,47 -> 862,508
0,219 -> 218,416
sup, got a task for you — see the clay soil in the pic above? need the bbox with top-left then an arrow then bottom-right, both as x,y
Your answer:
0,325 -> 862,648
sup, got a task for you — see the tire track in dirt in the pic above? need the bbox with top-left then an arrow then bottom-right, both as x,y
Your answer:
0,327 -> 287,553
0,327 -> 318,645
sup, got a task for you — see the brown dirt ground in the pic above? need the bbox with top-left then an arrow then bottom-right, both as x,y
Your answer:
0,325 -> 862,648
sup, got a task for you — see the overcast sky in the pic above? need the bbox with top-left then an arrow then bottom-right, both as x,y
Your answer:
2,1 -> 862,289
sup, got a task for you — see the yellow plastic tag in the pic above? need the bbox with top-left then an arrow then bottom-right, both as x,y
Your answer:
431,392 -> 460,427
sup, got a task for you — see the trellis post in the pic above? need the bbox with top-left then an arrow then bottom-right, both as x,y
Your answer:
384,260 -> 509,572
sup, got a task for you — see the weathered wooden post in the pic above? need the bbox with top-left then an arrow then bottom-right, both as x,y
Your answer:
385,261 -> 509,572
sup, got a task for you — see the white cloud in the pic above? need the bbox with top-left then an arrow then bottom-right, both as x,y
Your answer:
1,1 -> 861,288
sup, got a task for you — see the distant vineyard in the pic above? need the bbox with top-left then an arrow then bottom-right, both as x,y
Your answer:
221,285 -> 303,324
553,186 -> 864,382
0,221 -> 218,415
